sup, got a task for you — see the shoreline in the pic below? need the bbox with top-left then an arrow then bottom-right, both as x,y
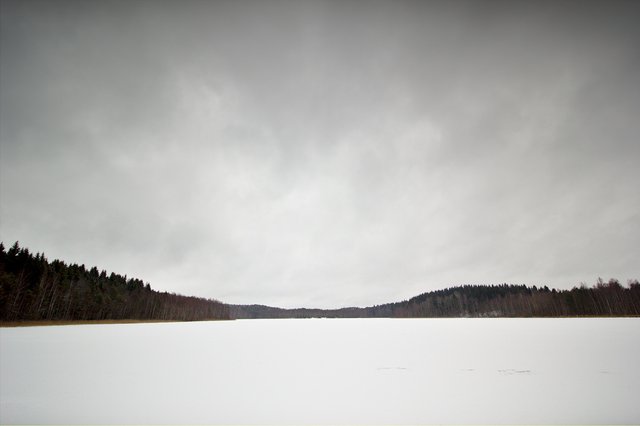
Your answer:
0,319 -> 227,327
3,316 -> 638,327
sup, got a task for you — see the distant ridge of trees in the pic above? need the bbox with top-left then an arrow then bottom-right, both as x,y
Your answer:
2,241 -> 638,323
0,242 -> 230,322
230,280 -> 640,319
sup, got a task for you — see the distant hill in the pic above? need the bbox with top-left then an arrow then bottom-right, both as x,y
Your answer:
0,242 -> 230,322
230,281 -> 640,319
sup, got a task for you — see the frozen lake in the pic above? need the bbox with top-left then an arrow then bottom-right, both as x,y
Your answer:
1,318 -> 639,424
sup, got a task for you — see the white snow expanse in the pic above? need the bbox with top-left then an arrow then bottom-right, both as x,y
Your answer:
1,318 -> 639,424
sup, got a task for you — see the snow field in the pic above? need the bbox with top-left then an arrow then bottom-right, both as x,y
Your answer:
1,318 -> 639,424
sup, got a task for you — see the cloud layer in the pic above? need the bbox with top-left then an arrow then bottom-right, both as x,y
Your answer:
2,0 -> 639,307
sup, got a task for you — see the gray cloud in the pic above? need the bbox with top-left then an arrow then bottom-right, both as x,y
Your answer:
1,0 -> 639,308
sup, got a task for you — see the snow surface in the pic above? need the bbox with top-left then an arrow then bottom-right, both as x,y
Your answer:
1,318 -> 639,424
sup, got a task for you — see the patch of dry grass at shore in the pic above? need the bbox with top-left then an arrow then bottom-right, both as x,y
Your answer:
0,319 -> 223,327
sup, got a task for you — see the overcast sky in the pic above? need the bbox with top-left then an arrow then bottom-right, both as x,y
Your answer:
1,0 -> 639,308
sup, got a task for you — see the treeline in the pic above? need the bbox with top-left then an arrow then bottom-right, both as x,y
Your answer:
0,242 -> 230,322
229,304 -> 366,319
3,241 -> 637,322
381,281 -> 640,317
230,280 -> 640,319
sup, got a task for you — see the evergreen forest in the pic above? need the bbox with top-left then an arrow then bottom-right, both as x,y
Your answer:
2,241 -> 639,322
0,242 -> 230,322
230,280 -> 640,319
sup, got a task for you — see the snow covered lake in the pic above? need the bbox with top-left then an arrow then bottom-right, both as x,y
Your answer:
1,318 -> 639,424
